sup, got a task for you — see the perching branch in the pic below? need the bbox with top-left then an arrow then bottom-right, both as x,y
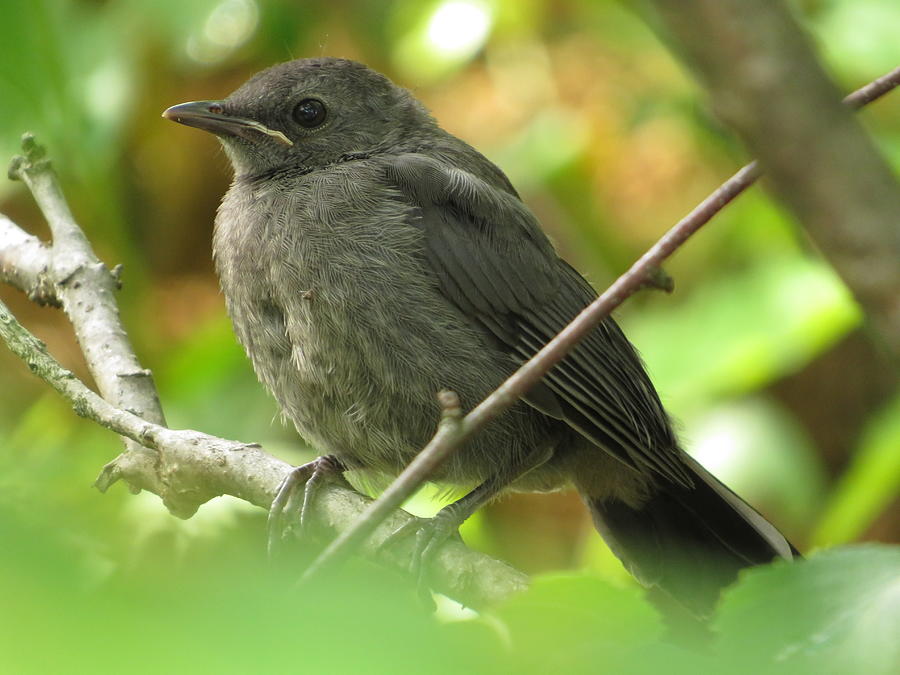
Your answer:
302,64 -> 900,577
645,0 -> 900,356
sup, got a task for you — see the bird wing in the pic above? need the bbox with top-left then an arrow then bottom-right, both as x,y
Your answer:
383,153 -> 691,487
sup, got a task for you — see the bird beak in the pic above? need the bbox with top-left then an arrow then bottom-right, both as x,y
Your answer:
162,100 -> 294,146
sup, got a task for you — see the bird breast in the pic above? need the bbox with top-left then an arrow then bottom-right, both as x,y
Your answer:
211,164 -> 523,479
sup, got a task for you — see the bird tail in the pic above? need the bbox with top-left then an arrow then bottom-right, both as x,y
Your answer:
586,453 -> 798,615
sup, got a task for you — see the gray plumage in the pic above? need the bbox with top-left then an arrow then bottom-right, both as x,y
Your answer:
164,57 -> 796,614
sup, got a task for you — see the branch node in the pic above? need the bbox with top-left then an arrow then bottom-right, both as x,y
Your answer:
8,133 -> 50,181
93,460 -> 122,492
7,155 -> 25,181
639,266 -> 675,294
111,263 -> 124,289
27,272 -> 61,307
55,265 -> 83,287
20,132 -> 46,161
139,425 -> 157,445
437,389 -> 463,432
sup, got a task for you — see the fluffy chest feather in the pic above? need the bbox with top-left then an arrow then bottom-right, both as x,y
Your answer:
212,164 -> 514,476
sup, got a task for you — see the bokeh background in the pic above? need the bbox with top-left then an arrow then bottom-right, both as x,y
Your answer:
1,0 -> 898,672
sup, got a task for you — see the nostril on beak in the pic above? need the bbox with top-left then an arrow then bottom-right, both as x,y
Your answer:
209,103 -> 223,114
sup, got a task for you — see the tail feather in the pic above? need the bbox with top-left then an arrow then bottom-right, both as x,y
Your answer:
587,458 -> 797,615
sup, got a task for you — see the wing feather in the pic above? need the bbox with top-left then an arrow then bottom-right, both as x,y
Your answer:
383,153 -> 691,487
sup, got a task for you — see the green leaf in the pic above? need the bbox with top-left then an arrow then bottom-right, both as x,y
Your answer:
814,0 -> 900,78
498,573 -> 664,672
0,500 -> 498,675
390,0 -> 496,81
623,256 -> 861,416
715,545 -> 900,675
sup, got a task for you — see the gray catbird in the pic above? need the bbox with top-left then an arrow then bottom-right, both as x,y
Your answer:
164,57 -> 796,613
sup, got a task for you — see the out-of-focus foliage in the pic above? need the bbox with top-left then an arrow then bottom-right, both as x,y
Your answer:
713,545 -> 900,675
1,0 -> 898,672
813,393 -> 900,546
1,501 -> 897,674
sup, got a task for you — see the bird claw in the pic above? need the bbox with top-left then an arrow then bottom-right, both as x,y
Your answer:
383,508 -> 465,594
267,454 -> 345,559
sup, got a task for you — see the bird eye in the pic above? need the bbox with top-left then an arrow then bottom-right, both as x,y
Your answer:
292,99 -> 327,128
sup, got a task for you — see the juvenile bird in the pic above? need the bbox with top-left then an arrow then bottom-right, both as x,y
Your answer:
164,57 -> 796,613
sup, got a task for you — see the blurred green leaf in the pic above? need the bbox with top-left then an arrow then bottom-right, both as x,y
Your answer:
814,0 -> 900,78
117,0 -> 224,54
714,545 -> 900,675
625,255 -> 861,416
391,0 -> 496,81
0,500 -> 499,675
153,313 -> 292,446
2,484 -> 899,674
493,108 -> 591,188
0,0 -> 133,188
2,393 -> 124,526
812,394 -> 900,547
497,573 -> 663,673
687,396 -> 827,535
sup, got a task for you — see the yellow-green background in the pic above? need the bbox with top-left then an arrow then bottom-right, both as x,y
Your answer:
1,1 -> 898,672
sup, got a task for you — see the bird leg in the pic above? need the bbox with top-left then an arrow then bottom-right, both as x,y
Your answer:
388,483 -> 496,582
267,454 -> 348,558
385,445 -> 554,589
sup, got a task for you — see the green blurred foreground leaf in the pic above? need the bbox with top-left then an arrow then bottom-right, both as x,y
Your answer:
715,545 -> 900,675
496,573 -> 664,672
0,504 -> 492,675
2,498 -> 896,675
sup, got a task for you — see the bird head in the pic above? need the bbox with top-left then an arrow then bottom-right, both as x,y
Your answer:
163,57 -> 435,177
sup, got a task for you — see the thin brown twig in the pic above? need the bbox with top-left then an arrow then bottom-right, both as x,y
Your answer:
301,64 -> 900,580
842,65 -> 900,109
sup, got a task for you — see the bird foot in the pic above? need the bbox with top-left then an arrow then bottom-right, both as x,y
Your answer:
267,454 -> 346,558
383,505 -> 466,592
